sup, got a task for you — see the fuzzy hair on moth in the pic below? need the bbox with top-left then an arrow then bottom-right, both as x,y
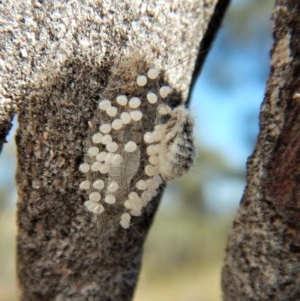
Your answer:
157,105 -> 195,181
78,51 -> 196,229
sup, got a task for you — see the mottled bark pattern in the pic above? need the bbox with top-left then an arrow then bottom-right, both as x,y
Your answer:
0,1 -> 223,300
222,0 -> 300,300
0,97 -> 16,152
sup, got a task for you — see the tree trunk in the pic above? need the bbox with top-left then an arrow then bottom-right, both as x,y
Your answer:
222,0 -> 300,300
0,1 -> 228,300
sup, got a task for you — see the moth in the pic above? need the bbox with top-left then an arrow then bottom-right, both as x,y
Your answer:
79,61 -> 195,229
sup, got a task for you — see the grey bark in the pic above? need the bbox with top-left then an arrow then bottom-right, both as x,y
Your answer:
0,1 -> 225,300
222,0 -> 300,300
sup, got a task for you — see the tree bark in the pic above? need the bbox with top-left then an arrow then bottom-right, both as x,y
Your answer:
222,0 -> 300,300
0,1 -> 228,300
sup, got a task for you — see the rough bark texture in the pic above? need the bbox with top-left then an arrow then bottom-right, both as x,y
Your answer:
0,1 -> 226,300
0,97 -> 16,152
222,0 -> 300,300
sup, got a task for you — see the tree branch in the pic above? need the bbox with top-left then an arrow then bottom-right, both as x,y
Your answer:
1,0 -> 228,300
222,0 -> 300,300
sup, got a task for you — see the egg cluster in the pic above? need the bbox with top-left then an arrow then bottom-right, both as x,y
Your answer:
79,64 -> 195,229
